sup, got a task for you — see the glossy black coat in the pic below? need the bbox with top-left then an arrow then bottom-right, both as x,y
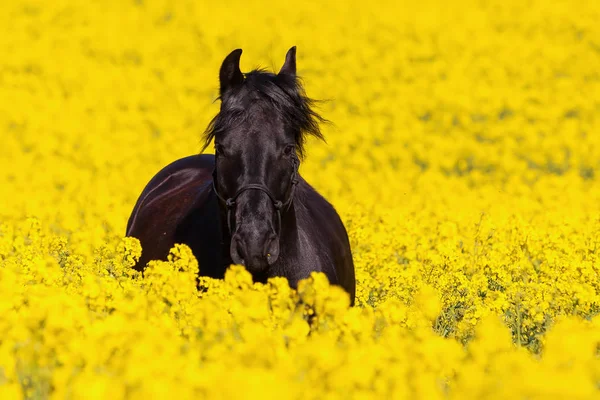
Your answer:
126,47 -> 355,304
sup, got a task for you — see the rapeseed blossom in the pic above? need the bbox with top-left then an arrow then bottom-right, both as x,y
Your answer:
1,0 -> 599,398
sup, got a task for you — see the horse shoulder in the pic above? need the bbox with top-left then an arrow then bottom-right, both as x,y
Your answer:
294,181 -> 351,262
294,179 -> 356,304
295,180 -> 347,239
126,154 -> 215,270
127,155 -> 214,232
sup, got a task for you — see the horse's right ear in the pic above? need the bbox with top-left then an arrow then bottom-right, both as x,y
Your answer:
278,46 -> 296,77
219,49 -> 244,96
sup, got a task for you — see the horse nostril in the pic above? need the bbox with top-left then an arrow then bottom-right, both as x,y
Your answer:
230,235 -> 246,266
265,235 -> 279,265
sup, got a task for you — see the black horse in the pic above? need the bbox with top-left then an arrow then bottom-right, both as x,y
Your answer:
126,47 -> 355,304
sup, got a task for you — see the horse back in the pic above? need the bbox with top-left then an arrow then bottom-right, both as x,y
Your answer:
126,154 -> 215,271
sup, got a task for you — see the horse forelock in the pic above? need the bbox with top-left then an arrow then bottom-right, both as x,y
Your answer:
201,69 -> 327,159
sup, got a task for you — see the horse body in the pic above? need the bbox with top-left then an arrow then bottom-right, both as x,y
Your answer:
126,154 -> 355,303
126,47 -> 355,304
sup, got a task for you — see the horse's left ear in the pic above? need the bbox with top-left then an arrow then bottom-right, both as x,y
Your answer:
219,48 -> 244,96
278,46 -> 296,77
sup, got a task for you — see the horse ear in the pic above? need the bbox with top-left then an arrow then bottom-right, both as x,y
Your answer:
219,49 -> 244,96
278,46 -> 296,77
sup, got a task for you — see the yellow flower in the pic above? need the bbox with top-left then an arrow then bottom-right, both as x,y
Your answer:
2,0 -> 600,397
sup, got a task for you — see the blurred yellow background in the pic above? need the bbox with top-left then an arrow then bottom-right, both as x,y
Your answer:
0,0 -> 599,398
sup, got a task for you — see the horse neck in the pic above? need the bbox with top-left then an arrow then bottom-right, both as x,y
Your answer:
217,204 -> 233,264
279,202 -> 299,251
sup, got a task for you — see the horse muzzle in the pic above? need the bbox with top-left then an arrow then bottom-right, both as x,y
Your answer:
230,230 -> 280,270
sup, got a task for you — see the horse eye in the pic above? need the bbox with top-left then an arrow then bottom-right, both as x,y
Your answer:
283,145 -> 294,156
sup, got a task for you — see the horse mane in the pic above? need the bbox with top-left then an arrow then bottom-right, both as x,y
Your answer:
201,69 -> 327,159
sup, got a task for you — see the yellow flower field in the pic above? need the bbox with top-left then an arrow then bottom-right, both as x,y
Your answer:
1,0 -> 599,398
